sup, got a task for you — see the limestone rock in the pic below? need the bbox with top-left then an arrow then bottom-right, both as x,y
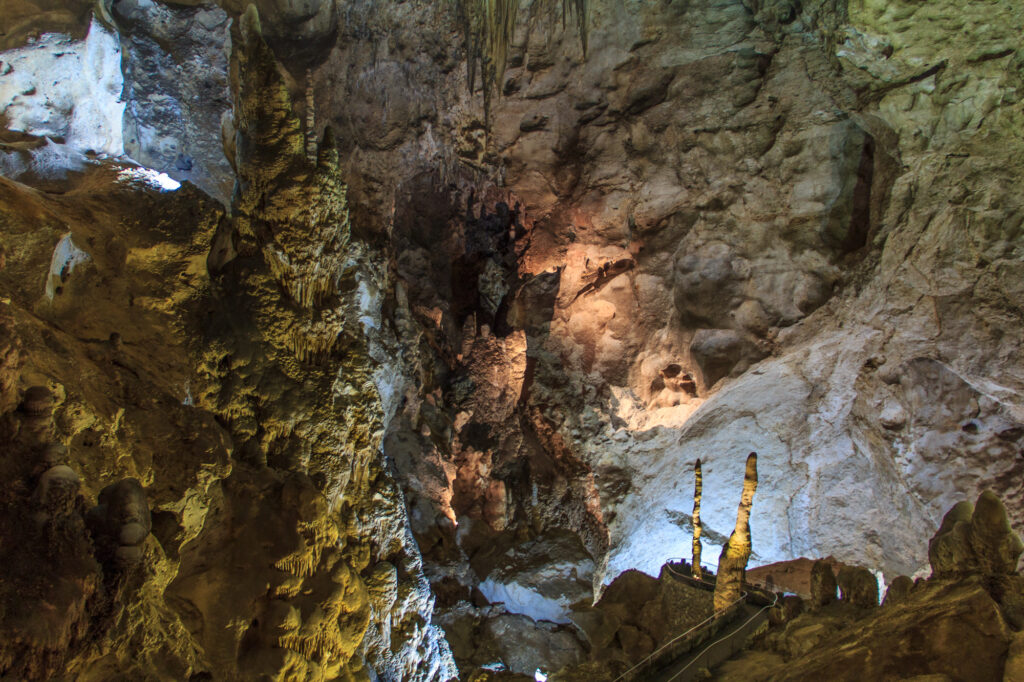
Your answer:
690,329 -> 767,391
0,306 -> 20,415
1005,631 -> 1024,682
476,529 -> 594,624
836,566 -> 879,608
113,0 -> 233,202
714,452 -> 758,611
768,595 -> 805,626
86,478 -> 151,569
883,575 -> 914,606
810,560 -> 838,608
929,492 -> 1024,578
692,458 -> 703,579
20,385 -> 52,415
5,0 -> 1024,676
560,564 -> 715,669
721,580 -> 1015,682
482,614 -> 584,676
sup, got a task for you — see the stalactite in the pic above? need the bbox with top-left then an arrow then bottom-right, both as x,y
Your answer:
456,0 -> 588,97
713,452 -> 758,612
283,322 -> 342,364
692,458 -> 703,580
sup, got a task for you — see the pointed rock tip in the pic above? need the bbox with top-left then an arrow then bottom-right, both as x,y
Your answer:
240,4 -> 262,40
321,126 -> 336,150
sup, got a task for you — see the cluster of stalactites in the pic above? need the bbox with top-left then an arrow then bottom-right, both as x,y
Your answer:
458,0 -> 588,98
232,6 -> 352,312
282,317 -> 344,364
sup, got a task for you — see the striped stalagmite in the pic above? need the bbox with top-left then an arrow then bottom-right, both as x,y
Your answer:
692,458 -> 703,579
713,452 -> 758,611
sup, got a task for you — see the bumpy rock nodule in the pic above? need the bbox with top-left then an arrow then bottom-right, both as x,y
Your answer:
929,491 -> 1024,579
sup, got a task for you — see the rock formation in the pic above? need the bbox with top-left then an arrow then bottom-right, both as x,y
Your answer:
882,575 -> 914,606
692,458 -> 703,579
86,478 -> 151,569
810,559 -> 838,608
717,494 -> 1024,681
3,0 -> 1024,677
0,5 -> 454,679
714,452 -> 758,611
929,491 -> 1024,579
836,565 -> 879,609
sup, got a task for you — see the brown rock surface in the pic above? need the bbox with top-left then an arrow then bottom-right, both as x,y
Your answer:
809,559 -> 839,608
883,575 -> 914,606
4,0 -> 1024,677
837,565 -> 879,608
930,491 -> 1024,578
718,579 -> 1015,682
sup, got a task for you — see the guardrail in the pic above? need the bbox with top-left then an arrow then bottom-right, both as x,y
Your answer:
661,589 -> 779,682
611,589 -> 749,682
607,559 -> 779,681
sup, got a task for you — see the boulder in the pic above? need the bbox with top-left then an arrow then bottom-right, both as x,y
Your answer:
482,614 -> 585,676
882,575 -> 913,606
87,478 -> 151,568
836,566 -> 878,608
929,492 -> 1024,578
769,595 -> 805,625
476,529 -> 594,624
810,560 -> 837,607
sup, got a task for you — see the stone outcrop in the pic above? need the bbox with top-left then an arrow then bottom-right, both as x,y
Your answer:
715,452 -> 758,611
882,575 -> 914,607
0,5 -> 454,679
86,478 -> 151,569
718,495 -> 1024,681
0,0 -> 1022,597
836,565 -> 879,609
692,458 -> 703,579
929,491 -> 1024,579
719,579 -> 1017,682
810,559 -> 838,608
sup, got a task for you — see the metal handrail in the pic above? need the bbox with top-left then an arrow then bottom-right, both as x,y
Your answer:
610,589 -> 748,682
664,558 -> 795,601
663,590 -> 780,682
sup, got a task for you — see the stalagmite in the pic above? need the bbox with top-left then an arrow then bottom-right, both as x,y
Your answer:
692,458 -> 703,579
304,69 -> 317,163
810,559 -> 838,607
713,452 -> 758,612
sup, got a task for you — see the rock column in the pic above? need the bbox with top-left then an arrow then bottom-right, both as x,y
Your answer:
810,559 -> 837,608
713,452 -> 758,612
692,458 -> 703,579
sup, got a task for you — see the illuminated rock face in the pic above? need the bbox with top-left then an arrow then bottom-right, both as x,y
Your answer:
0,18 -> 123,157
2,0 -> 1024,678
0,5 -> 454,680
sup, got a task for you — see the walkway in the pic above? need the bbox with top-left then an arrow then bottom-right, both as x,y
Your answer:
611,561 -> 776,682
650,600 -> 770,682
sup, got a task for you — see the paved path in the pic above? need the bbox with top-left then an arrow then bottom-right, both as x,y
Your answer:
650,600 -> 770,682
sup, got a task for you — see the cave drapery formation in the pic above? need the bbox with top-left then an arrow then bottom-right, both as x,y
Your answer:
2,0 -> 1024,679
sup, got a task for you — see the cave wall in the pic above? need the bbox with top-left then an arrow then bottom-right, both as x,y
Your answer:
1,0 -> 1023,678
